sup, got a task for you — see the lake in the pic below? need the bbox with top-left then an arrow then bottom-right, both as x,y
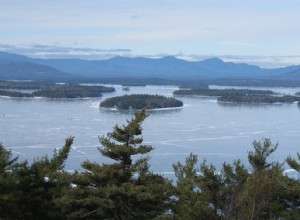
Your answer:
0,85 -> 300,178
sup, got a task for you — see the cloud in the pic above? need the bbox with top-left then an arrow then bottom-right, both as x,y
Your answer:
0,43 -> 17,50
181,54 -> 300,68
1,0 -> 300,57
219,41 -> 257,47
0,43 -> 132,60
131,15 -> 143,20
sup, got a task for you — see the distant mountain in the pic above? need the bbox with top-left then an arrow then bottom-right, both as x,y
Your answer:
274,68 -> 300,80
1,51 -> 300,81
0,51 -> 31,62
31,56 -> 275,79
0,60 -> 70,81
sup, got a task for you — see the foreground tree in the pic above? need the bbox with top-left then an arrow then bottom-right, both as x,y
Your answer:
11,137 -> 73,220
0,143 -> 19,219
171,138 -> 296,220
2,115 -> 300,219
237,139 -> 286,219
60,109 -> 171,219
287,152 -> 300,175
172,154 -> 203,219
285,152 -> 300,217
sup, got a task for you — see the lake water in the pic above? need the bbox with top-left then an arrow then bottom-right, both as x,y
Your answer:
0,85 -> 300,178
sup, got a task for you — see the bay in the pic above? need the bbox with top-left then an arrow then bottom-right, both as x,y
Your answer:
0,85 -> 300,178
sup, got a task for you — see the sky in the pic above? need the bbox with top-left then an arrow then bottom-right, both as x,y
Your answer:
0,0 -> 300,67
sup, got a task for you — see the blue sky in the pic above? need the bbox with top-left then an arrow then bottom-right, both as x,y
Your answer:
0,0 -> 300,67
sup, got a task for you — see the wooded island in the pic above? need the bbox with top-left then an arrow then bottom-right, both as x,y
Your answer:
100,94 -> 183,110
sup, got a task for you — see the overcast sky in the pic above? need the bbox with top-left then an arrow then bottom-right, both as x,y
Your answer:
0,0 -> 300,67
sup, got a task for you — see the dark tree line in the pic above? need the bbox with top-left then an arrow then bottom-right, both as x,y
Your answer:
0,89 -> 33,97
1,109 -> 300,219
173,88 -> 275,96
0,80 -> 54,90
217,94 -> 300,104
100,94 -> 183,110
32,85 -> 114,98
173,88 -> 300,104
0,83 -> 115,98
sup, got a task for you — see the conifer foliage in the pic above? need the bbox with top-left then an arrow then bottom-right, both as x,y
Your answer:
99,108 -> 153,170
0,137 -> 73,220
171,138 -> 300,220
59,109 -> 171,219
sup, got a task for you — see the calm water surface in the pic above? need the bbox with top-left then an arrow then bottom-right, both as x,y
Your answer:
0,85 -> 300,177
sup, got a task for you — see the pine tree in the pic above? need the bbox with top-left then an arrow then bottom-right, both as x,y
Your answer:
285,152 -> 300,217
60,109 -> 171,219
0,143 -> 19,219
13,137 -> 74,220
99,108 -> 153,170
172,153 -> 204,219
172,154 -> 225,220
171,139 -> 292,220
286,152 -> 300,174
220,160 -> 249,219
238,138 -> 286,220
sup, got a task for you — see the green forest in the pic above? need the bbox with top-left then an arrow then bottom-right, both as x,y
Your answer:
1,109 -> 300,220
100,94 -> 183,110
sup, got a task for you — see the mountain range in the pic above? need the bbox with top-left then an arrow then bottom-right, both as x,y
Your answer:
0,51 -> 300,82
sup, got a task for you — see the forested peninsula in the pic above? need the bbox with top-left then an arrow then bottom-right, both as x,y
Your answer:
1,109 -> 300,219
174,88 -> 300,104
173,88 -> 275,96
0,81 -> 115,98
217,94 -> 300,103
100,94 -> 183,110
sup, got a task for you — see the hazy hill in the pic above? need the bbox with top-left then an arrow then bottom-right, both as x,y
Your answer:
0,51 -> 31,62
274,68 -> 300,80
33,56 -> 271,79
0,60 -> 70,81
1,51 -> 300,81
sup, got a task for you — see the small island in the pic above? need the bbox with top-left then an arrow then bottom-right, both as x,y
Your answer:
100,94 -> 183,110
